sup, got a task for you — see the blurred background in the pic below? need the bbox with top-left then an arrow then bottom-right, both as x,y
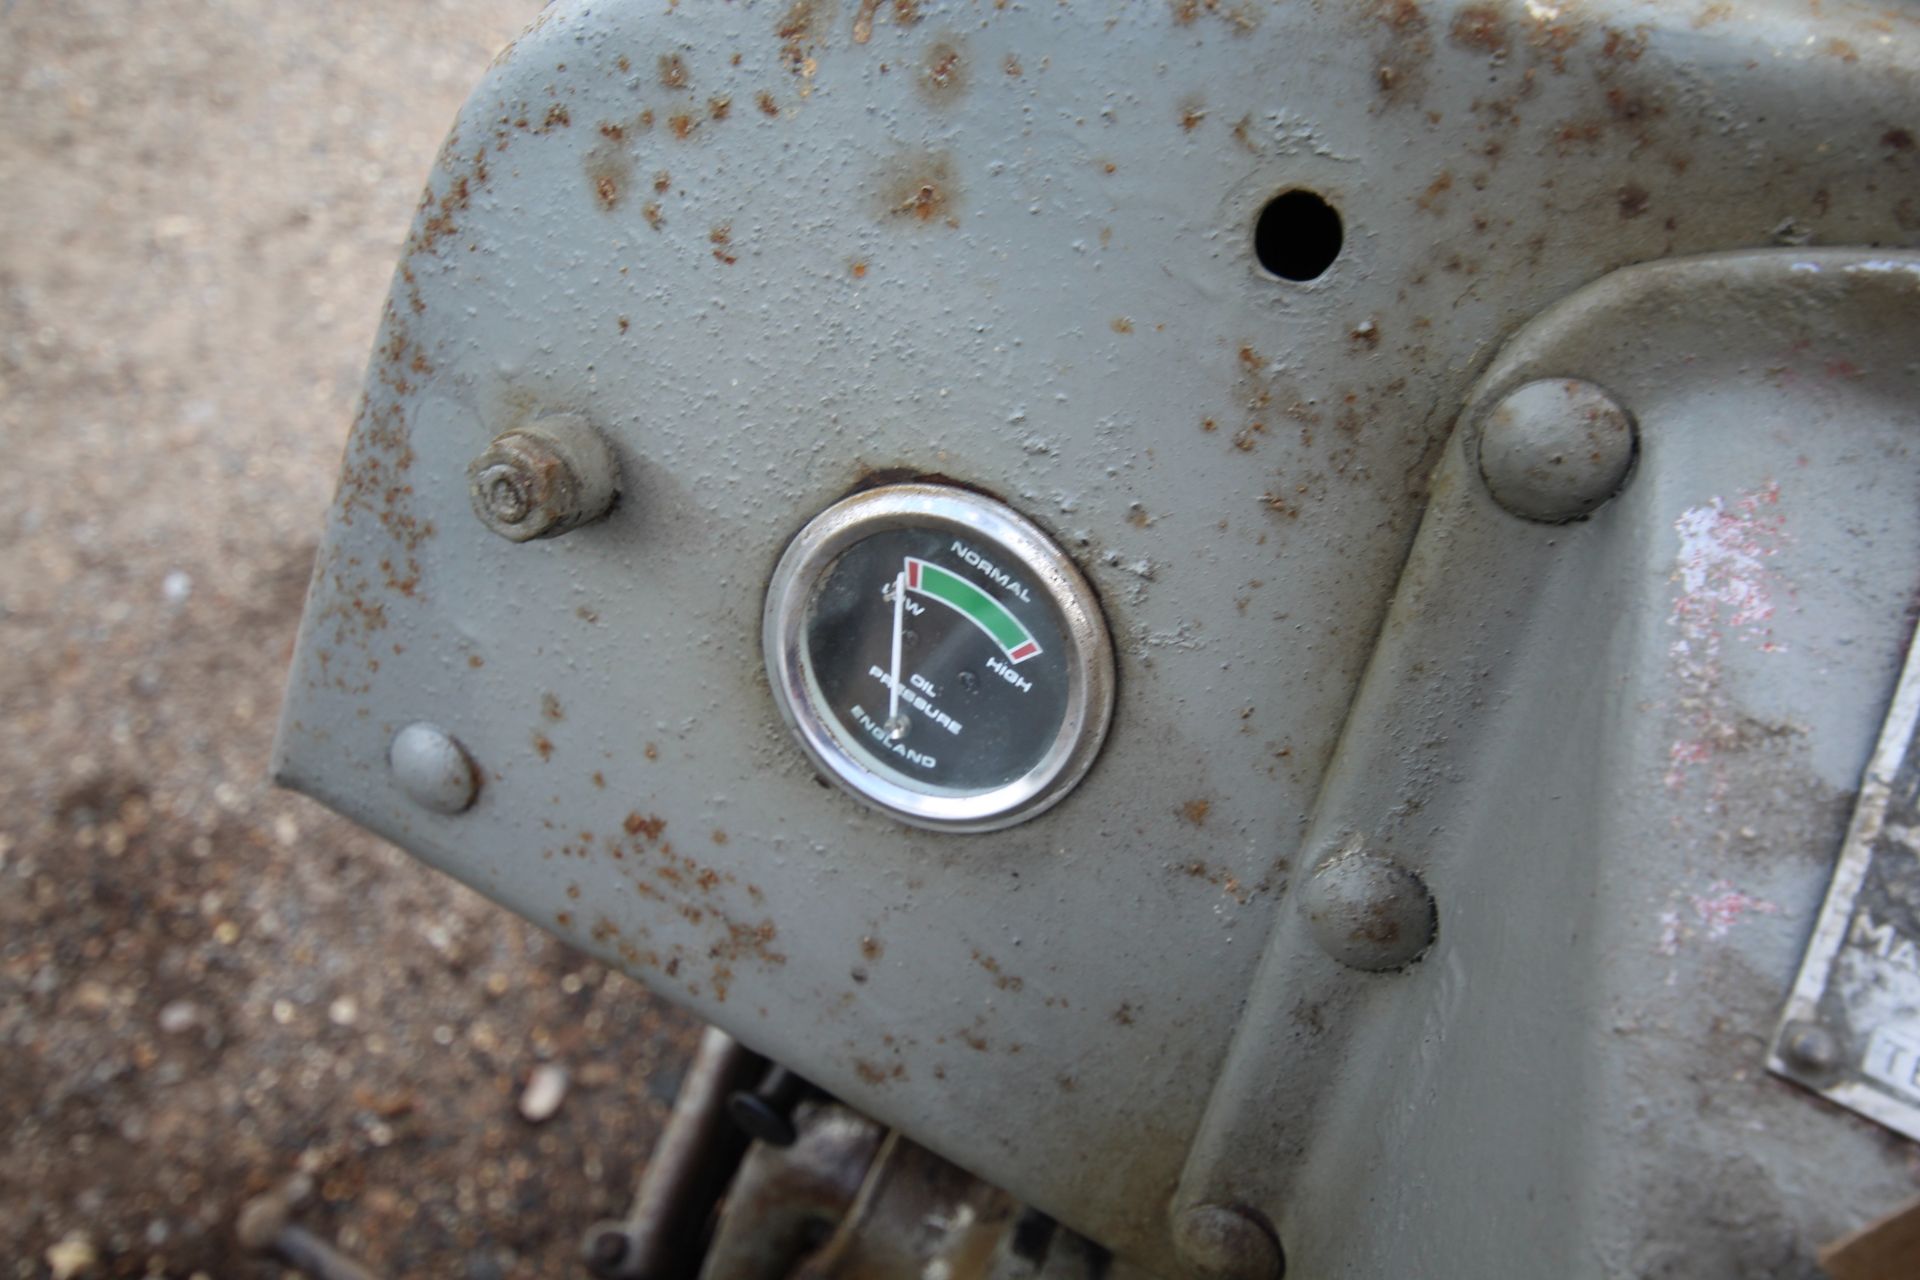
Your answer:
0,3 -> 698,1275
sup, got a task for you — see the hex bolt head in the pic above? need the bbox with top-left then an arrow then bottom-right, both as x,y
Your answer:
1300,842 -> 1437,972
1779,1021 -> 1841,1073
1477,377 -> 1637,523
467,413 -> 620,542
1171,1203 -> 1284,1280
389,722 -> 479,815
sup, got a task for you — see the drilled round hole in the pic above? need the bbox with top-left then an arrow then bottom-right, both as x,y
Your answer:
1254,189 -> 1343,281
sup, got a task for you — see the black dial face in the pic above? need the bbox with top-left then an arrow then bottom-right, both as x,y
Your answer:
766,483 -> 1113,832
805,526 -> 1071,795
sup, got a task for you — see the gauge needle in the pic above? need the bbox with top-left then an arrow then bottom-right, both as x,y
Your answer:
885,567 -> 909,741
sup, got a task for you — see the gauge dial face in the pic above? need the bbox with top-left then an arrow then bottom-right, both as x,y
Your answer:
764,485 -> 1114,832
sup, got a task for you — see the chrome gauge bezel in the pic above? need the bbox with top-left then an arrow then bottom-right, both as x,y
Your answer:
763,484 -> 1115,833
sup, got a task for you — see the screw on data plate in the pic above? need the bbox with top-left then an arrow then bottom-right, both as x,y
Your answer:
1300,839 -> 1436,973
389,722 -> 479,815
1171,1203 -> 1284,1280
1477,378 -> 1637,523
467,413 -> 620,542
1779,1021 -> 1841,1073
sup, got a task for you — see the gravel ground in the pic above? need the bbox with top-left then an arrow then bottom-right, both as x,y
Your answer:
0,3 -> 697,1275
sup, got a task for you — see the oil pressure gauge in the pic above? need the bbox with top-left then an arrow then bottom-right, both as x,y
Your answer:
764,484 -> 1115,832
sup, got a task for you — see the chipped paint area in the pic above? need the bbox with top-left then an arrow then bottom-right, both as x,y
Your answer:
1664,482 -> 1790,795
1656,880 -> 1782,958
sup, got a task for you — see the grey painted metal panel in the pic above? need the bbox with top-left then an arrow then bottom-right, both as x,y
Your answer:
273,0 -> 1920,1272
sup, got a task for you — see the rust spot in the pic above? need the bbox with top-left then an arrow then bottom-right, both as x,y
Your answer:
533,733 -> 554,761
642,202 -> 664,231
1416,170 -> 1453,213
1373,0 -> 1429,37
644,742 -> 660,761
708,95 -> 732,121
1179,96 -> 1207,132
1368,0 -> 1433,102
625,812 -> 667,842
659,53 -> 690,90
861,935 -> 883,961
592,772 -> 606,788
1201,418 -> 1218,433
1553,121 -> 1604,153
654,169 -> 672,194
1179,798 -> 1211,826
1111,316 -> 1134,334
585,141 -> 632,213
1112,1002 -> 1136,1026
618,316 -> 630,333
712,829 -> 729,845
849,259 -> 869,278
918,38 -> 966,105
1448,4 -> 1509,54
668,112 -> 697,140
408,142 -> 491,258
777,0 -> 824,76
971,950 -> 1024,992
543,103 -> 571,129
1826,38 -> 1859,63
1168,0 -> 1260,32
1261,491 -> 1302,519
467,654 -> 484,668
1616,184 -> 1651,218
617,55 -> 631,72
1600,26 -> 1647,61
710,224 -> 738,265
1004,53 -> 1023,76
854,1059 -> 890,1085
599,121 -> 626,140
1604,87 -> 1663,125
542,693 -> 564,721
876,151 -> 958,226
556,911 -> 573,927
1238,345 -> 1264,371
1349,318 -> 1381,348
757,90 -> 780,116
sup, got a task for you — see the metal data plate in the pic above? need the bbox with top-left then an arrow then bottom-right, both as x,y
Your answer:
1773,636 -> 1920,1139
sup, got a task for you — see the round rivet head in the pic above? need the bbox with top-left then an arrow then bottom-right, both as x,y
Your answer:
1478,378 -> 1636,523
1778,1020 -> 1841,1073
1301,844 -> 1436,972
389,722 -> 479,814
1171,1204 -> 1284,1280
468,413 -> 620,542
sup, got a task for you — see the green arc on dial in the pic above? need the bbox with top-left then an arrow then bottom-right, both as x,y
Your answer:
905,557 -> 1042,664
